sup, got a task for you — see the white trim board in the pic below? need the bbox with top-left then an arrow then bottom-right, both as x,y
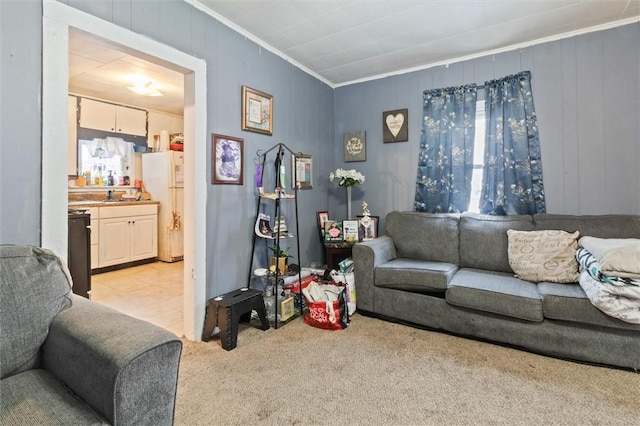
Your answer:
42,0 -> 207,341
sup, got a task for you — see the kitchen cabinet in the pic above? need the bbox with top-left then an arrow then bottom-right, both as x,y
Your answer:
79,98 -> 147,137
98,204 -> 158,268
87,207 -> 99,269
68,96 -> 78,175
147,111 -> 184,147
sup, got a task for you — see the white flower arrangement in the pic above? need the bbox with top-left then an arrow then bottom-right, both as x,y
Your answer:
329,168 -> 365,187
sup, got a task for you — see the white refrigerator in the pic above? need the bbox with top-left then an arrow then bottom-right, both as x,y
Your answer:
142,151 -> 184,262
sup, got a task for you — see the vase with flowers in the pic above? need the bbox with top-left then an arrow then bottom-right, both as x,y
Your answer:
329,168 -> 365,219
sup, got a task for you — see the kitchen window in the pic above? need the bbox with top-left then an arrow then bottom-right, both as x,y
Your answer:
77,137 -> 135,186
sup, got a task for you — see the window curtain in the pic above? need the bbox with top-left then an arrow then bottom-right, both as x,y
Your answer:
415,85 -> 477,213
480,71 -> 545,215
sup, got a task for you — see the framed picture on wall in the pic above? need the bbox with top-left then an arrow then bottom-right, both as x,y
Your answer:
383,109 -> 408,143
241,85 -> 273,136
212,133 -> 243,185
292,153 -> 313,189
344,131 -> 366,162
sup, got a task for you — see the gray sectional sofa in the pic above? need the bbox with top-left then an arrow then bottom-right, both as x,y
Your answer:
353,212 -> 640,370
1,245 -> 183,425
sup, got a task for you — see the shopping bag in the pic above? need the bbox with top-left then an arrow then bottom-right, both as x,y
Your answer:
302,281 -> 349,330
330,271 -> 356,315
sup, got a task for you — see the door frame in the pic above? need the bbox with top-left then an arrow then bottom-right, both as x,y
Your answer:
42,0 -> 207,340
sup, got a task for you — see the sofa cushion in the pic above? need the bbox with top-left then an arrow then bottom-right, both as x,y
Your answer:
0,246 -> 72,380
538,282 -> 640,331
0,369 -> 108,425
376,258 -> 458,292
533,214 -> 640,238
459,213 -> 534,272
446,268 -> 544,321
507,230 -> 580,283
385,211 -> 460,264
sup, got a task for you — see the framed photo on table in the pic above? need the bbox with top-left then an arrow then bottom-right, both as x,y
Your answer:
316,211 -> 329,241
212,133 -> 243,185
241,85 -> 273,136
292,154 -> 312,189
356,215 -> 379,241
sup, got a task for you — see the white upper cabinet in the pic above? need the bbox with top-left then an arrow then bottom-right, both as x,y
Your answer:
147,111 -> 184,146
79,98 -> 147,137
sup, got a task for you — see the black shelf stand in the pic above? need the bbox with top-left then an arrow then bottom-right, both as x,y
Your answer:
247,143 -> 304,328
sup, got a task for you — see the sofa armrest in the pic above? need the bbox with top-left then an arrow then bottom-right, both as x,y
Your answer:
352,236 -> 396,311
42,295 -> 182,426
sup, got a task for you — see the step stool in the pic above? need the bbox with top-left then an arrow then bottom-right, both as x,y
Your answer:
201,288 -> 270,350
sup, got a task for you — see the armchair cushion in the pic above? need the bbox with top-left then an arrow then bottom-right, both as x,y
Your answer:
0,246 -> 72,380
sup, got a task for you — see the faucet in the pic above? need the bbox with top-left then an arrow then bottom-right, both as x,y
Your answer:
107,190 -> 114,201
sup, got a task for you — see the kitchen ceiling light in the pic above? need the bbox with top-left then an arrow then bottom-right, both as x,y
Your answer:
128,81 -> 163,96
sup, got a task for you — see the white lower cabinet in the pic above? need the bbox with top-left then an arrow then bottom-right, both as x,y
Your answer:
98,204 -> 158,268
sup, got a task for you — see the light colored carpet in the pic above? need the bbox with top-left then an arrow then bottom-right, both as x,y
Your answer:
175,314 -> 639,425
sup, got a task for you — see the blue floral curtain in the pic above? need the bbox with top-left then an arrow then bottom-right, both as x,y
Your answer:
480,71 -> 545,215
415,85 -> 477,213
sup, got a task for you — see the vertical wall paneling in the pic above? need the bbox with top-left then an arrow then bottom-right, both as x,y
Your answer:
602,26 -> 640,213
576,32 -> 606,214
559,37 -> 580,213
533,41 -> 566,213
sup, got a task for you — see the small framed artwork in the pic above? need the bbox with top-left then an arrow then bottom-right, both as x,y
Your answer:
317,211 -> 329,237
344,131 -> 366,162
324,220 -> 343,242
280,297 -> 295,321
342,220 -> 360,242
241,85 -> 273,136
383,108 -> 408,143
291,153 -> 312,189
212,133 -> 243,185
357,215 -> 379,241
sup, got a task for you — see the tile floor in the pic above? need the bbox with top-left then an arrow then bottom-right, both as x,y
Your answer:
90,261 -> 184,337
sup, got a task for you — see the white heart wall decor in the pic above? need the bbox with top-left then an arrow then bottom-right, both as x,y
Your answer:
386,113 -> 404,137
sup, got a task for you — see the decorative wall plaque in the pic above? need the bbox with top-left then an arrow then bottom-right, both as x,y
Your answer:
344,131 -> 366,162
383,108 -> 408,143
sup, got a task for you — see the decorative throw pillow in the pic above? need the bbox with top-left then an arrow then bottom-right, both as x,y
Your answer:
507,230 -> 580,283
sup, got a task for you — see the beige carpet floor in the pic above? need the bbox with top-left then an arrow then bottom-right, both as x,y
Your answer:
175,314 -> 639,425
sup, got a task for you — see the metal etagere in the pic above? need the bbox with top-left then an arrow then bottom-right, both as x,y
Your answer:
247,143 -> 303,328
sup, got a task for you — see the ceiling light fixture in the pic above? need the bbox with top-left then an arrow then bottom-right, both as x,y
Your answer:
128,81 -> 163,96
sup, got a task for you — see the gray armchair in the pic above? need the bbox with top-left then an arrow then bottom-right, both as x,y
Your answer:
0,245 -> 182,425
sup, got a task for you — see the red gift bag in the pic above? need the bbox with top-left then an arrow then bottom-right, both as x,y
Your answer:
302,281 -> 349,330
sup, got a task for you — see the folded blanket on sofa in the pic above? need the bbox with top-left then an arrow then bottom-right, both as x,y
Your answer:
579,236 -> 640,279
578,271 -> 640,324
576,247 -> 639,287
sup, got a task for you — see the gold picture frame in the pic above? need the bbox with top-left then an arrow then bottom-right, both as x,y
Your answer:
241,85 -> 273,135
291,153 -> 312,189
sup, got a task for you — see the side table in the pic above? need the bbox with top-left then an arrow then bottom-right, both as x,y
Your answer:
324,242 -> 353,270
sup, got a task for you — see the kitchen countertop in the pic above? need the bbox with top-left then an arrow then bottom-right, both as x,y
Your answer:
68,200 -> 160,208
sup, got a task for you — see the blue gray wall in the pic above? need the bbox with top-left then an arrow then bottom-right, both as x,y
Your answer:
1,0 -> 334,298
333,23 -> 640,231
1,1 -> 638,298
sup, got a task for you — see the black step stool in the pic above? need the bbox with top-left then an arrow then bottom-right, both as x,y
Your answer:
201,288 -> 270,350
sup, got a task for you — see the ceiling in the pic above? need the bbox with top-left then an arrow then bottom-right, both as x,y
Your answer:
193,0 -> 638,86
69,1 -> 639,113
69,29 -> 185,115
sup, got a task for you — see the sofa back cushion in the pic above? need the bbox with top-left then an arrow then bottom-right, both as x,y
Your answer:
460,213 -> 534,272
385,211 -> 460,264
0,245 -> 72,380
533,214 -> 640,238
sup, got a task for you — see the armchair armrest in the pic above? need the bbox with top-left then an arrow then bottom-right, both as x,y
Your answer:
42,295 -> 182,426
352,236 -> 396,311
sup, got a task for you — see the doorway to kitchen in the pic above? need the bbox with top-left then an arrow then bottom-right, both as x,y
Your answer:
42,0 -> 207,340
